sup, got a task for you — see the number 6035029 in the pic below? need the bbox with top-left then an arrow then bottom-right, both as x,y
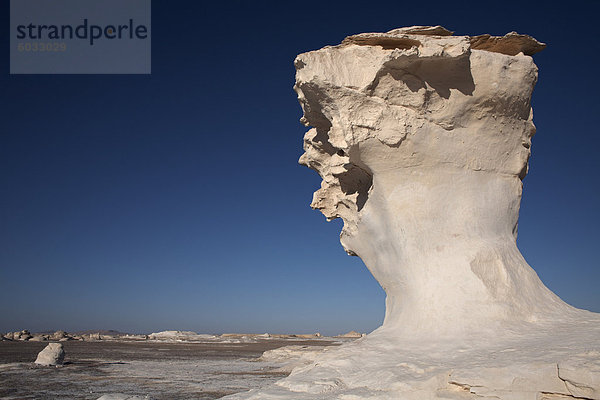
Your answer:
17,42 -> 67,52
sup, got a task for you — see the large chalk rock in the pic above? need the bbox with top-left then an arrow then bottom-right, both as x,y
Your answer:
34,343 -> 65,366
225,26 -> 600,399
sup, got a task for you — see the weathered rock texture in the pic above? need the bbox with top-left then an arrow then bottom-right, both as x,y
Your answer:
226,26 -> 600,399
34,342 -> 65,366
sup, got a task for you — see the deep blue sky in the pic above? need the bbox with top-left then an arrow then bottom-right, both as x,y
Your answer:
1,1 -> 599,336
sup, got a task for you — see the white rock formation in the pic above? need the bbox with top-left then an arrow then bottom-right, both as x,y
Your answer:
259,345 -> 329,373
51,330 -> 68,340
5,329 -> 33,341
226,26 -> 600,399
335,331 -> 362,338
147,330 -> 216,341
34,342 -> 65,366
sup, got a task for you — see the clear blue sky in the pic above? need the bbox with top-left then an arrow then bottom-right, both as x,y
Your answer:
1,1 -> 599,336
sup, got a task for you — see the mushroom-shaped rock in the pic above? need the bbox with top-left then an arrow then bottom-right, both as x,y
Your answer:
34,343 -> 65,366
221,25 -> 600,399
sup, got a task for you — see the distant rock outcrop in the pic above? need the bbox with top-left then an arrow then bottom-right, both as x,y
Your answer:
292,333 -> 322,339
50,330 -> 68,341
3,330 -> 32,341
148,330 -> 216,341
335,331 -> 362,338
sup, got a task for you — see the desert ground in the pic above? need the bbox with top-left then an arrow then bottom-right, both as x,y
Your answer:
0,335 -> 345,400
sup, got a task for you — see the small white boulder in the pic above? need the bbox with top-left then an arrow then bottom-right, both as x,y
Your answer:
34,343 -> 65,366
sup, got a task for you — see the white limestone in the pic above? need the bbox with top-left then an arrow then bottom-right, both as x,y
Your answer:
225,26 -> 600,399
34,342 -> 65,366
147,330 -> 216,341
259,345 -> 328,373
335,331 -> 363,338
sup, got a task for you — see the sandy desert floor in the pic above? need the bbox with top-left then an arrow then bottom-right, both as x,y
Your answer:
0,339 -> 338,400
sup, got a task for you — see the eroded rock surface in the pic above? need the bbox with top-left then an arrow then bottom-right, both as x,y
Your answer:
34,342 -> 65,366
225,26 -> 600,399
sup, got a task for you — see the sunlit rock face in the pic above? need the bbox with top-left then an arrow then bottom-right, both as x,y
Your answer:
226,26 -> 600,399
295,25 -> 574,338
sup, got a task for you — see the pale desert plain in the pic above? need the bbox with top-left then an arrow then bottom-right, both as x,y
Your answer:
2,25 -> 600,400
0,330 -> 362,399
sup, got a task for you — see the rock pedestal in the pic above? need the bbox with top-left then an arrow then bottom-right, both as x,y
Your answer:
226,26 -> 600,399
